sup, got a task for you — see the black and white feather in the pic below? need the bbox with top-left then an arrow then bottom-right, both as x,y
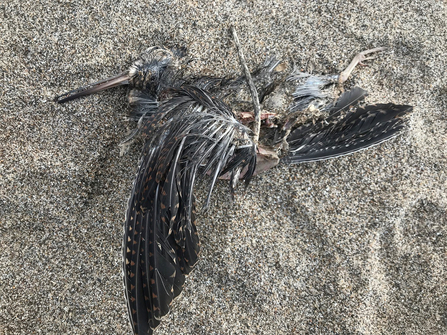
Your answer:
55,46 -> 412,335
122,87 -> 256,334
283,86 -> 412,164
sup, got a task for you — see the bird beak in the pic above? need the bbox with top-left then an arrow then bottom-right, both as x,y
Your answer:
54,71 -> 130,104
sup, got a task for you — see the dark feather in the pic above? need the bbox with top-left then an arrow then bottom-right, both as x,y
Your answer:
55,47 -> 413,335
123,86 -> 256,334
283,96 -> 412,164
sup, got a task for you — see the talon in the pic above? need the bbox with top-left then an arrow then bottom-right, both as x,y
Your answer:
338,47 -> 386,83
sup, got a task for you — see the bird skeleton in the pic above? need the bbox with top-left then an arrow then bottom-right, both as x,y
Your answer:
55,29 -> 412,335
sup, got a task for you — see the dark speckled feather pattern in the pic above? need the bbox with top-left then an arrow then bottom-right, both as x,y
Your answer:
283,88 -> 412,164
123,86 -> 256,335
55,46 -> 412,335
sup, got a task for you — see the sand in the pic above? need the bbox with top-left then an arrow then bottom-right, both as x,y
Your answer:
1,0 -> 446,334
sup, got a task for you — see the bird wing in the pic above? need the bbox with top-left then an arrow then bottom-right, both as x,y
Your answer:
283,87 -> 412,164
123,86 -> 256,335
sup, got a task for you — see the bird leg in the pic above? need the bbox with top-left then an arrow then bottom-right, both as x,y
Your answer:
338,47 -> 387,84
231,26 -> 262,143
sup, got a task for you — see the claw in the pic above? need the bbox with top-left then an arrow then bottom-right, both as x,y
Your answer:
338,47 -> 387,83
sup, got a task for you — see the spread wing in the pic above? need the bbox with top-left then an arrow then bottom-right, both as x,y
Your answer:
123,86 -> 256,335
283,87 -> 412,164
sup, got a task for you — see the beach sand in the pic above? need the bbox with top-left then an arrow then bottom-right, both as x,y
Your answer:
1,1 -> 446,334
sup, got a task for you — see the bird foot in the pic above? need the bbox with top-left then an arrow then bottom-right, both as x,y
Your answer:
338,47 -> 387,83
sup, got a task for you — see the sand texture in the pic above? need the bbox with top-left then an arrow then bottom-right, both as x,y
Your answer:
1,1 -> 446,334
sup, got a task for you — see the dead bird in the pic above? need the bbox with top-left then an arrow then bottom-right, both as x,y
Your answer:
55,30 -> 412,335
